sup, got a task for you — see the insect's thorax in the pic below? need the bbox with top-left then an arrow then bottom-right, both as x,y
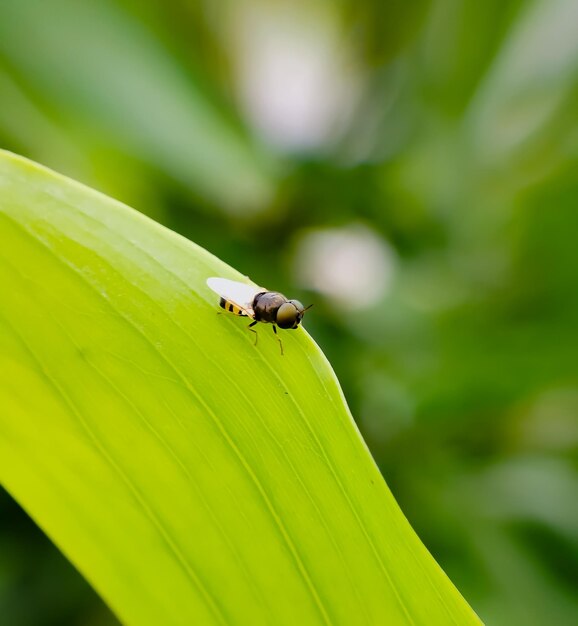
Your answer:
252,292 -> 287,323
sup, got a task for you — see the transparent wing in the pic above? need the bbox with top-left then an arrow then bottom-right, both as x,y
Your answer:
206,277 -> 263,308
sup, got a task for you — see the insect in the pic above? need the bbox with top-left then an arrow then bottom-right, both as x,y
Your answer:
206,277 -> 311,355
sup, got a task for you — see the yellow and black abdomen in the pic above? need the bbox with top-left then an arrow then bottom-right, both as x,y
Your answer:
219,297 -> 250,317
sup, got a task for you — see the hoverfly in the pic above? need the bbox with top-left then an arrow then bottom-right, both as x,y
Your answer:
206,277 -> 312,355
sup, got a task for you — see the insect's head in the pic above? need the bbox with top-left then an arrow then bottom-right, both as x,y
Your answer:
276,300 -> 313,330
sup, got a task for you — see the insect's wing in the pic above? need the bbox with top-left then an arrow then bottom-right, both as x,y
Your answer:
206,277 -> 263,311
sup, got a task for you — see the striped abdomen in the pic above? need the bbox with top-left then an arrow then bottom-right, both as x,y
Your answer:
219,297 -> 250,317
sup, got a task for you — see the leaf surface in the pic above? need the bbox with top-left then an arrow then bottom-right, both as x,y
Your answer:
0,150 -> 481,625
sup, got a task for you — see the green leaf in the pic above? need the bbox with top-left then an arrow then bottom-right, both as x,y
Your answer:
0,149 -> 481,625
0,1 -> 276,212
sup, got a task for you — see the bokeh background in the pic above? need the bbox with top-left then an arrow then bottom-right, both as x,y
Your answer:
1,0 -> 577,624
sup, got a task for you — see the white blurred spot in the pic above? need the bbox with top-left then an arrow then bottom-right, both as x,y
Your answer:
228,1 -> 361,152
293,225 -> 396,310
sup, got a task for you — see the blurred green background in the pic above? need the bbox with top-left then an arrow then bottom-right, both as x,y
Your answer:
1,0 -> 577,624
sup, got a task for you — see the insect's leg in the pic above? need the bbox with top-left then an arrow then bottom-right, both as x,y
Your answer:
248,320 -> 258,346
272,325 -> 283,356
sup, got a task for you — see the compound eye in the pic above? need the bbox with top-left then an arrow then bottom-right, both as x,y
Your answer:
288,299 -> 305,313
276,302 -> 298,329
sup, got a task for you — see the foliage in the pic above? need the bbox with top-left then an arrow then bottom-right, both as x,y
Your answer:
0,0 -> 577,624
0,150 -> 482,625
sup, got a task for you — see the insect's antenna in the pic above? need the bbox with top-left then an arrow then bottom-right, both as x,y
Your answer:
303,304 -> 314,313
